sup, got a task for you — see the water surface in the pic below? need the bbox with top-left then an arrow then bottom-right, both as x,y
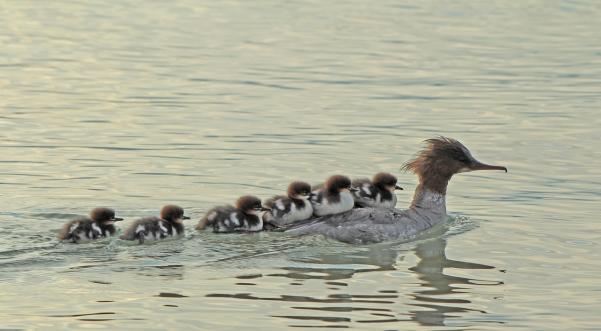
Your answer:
1,1 -> 600,330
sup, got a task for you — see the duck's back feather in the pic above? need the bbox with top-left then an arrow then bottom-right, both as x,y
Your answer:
284,207 -> 441,244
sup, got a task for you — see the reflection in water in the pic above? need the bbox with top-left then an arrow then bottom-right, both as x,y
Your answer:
133,264 -> 185,280
156,292 -> 189,298
207,238 -> 503,328
408,239 -> 502,327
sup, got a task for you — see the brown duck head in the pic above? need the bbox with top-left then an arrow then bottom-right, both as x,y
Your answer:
402,137 -> 507,194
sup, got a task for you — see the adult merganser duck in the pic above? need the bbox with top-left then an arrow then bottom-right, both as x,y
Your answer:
352,172 -> 403,209
120,205 -> 189,244
309,175 -> 357,217
58,207 -> 123,243
263,181 -> 313,227
197,195 -> 269,233
286,137 -> 507,244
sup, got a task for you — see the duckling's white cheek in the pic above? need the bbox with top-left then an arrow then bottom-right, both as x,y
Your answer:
457,167 -> 471,173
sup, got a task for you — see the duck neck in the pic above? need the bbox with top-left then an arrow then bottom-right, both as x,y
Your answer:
409,177 -> 448,216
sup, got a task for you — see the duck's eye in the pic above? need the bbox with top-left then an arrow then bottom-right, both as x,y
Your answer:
453,151 -> 469,163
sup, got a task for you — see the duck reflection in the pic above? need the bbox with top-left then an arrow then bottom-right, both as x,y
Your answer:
279,238 -> 501,327
209,238 -> 502,328
407,238 -> 501,326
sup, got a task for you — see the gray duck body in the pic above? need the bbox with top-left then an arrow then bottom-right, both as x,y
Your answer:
285,188 -> 446,244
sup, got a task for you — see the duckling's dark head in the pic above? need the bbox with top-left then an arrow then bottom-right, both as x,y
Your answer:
372,172 -> 403,192
90,207 -> 123,225
287,181 -> 312,199
402,137 -> 507,194
324,175 -> 353,194
160,205 -> 189,223
236,195 -> 270,215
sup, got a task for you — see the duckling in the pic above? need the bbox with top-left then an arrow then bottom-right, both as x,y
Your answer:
352,172 -> 403,209
58,207 -> 123,243
197,195 -> 269,233
263,181 -> 313,226
120,205 -> 189,244
309,175 -> 357,217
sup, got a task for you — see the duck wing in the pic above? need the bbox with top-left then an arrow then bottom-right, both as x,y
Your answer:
284,207 -> 438,244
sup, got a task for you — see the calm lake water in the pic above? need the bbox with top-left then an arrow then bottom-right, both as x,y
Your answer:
1,1 -> 600,330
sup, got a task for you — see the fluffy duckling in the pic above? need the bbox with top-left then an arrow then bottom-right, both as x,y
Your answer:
58,207 -> 123,243
263,181 -> 313,226
309,175 -> 357,217
197,195 -> 269,233
352,172 -> 403,209
120,205 -> 189,244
